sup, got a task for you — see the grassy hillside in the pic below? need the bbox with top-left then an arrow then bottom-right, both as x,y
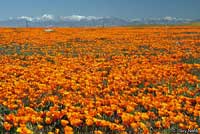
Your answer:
185,22 -> 200,26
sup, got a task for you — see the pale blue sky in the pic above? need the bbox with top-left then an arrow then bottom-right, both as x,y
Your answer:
0,0 -> 199,20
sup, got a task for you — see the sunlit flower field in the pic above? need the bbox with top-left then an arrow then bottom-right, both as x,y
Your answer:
0,26 -> 199,134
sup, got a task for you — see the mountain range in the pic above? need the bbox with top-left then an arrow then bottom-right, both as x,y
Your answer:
0,14 -> 198,27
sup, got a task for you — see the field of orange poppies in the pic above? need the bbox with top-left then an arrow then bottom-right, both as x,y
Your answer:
0,26 -> 199,134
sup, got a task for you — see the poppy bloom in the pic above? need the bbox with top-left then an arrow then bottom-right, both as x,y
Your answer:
3,122 -> 12,131
61,119 -> 69,126
37,124 -> 43,130
64,126 -> 73,134
45,117 -> 52,124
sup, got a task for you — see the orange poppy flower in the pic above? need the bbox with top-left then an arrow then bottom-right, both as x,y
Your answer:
3,122 -> 12,131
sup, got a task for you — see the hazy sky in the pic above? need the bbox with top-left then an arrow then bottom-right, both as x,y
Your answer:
0,0 -> 199,20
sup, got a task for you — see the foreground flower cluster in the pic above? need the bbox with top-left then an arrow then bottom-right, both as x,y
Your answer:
0,27 -> 200,133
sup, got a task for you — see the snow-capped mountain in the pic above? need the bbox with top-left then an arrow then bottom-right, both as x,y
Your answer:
0,14 -> 196,27
0,14 -> 130,27
131,16 -> 192,25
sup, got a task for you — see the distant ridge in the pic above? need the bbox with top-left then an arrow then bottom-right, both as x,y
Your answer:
0,14 -> 198,27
